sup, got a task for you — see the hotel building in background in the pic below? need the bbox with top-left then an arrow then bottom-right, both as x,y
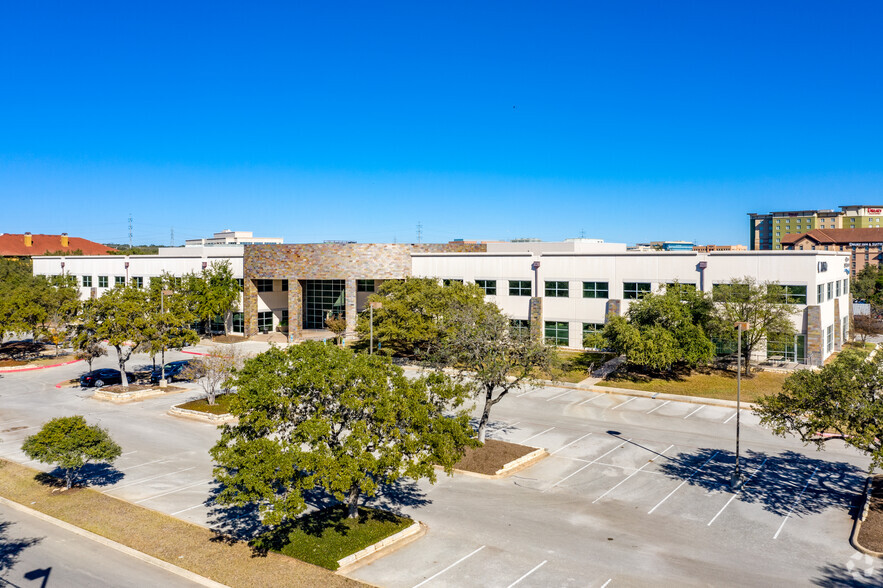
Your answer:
749,205 -> 883,250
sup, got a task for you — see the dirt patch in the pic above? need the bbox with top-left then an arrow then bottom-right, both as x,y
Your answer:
101,384 -> 153,393
858,475 -> 883,552
206,335 -> 247,344
453,439 -> 536,475
0,354 -> 76,368
0,359 -> 27,367
0,340 -> 46,360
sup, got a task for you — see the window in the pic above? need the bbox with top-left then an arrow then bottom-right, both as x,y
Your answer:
476,280 -> 497,295
817,284 -> 824,303
826,325 -> 834,354
843,316 -> 849,341
82,275 -> 92,287
767,333 -> 806,363
357,279 -> 375,292
844,278 -> 849,294
510,319 -> 530,336
281,310 -> 289,324
443,279 -> 463,286
236,278 -> 244,290
623,282 -> 651,300
257,311 -> 273,333
827,282 -> 833,300
545,281 -> 569,297
231,313 -> 244,333
836,280 -> 841,297
583,281 -> 609,299
509,280 -> 531,296
768,284 -> 807,304
583,323 -> 604,335
281,280 -> 289,291
256,279 -> 273,292
545,321 -> 569,346
115,276 -> 126,286
713,283 -> 750,302
132,277 -> 143,288
98,276 -> 108,288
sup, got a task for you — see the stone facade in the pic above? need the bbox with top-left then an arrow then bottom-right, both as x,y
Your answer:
606,299 -> 622,318
806,305 -> 823,366
529,297 -> 543,339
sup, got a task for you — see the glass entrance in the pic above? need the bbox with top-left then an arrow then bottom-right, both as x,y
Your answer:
303,280 -> 346,329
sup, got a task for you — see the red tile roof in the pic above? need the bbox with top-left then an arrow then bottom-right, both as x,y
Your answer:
0,234 -> 117,256
780,228 -> 883,245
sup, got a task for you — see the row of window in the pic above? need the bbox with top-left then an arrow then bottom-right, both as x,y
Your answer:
473,280 -> 655,300
816,278 -> 849,304
508,320 -> 606,346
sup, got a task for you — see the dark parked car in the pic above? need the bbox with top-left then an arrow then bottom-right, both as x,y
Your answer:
79,369 -> 134,388
150,359 -> 202,384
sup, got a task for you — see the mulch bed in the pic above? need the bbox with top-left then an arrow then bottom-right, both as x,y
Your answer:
858,475 -> 883,552
101,384 -> 153,393
0,353 -> 76,368
453,439 -> 536,475
208,335 -> 247,344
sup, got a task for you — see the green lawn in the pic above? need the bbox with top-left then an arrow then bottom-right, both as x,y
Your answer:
537,350 -> 614,383
598,367 -> 789,403
271,505 -> 413,570
177,393 -> 235,414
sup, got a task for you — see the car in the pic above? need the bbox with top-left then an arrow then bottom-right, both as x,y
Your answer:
79,368 -> 135,388
149,359 -> 203,384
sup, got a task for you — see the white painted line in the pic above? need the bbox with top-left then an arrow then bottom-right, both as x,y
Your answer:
723,410 -> 739,424
546,390 -> 571,402
773,465 -> 820,539
600,580 -> 612,588
550,432 -> 593,455
103,467 -> 197,492
515,388 -> 536,398
171,502 -> 209,516
135,479 -> 211,504
412,545 -> 486,588
506,560 -> 547,587
519,427 -> 555,444
611,397 -> 637,410
593,444 -> 674,504
646,400 -> 670,414
544,440 -> 630,492
684,406 -> 704,420
648,451 -> 720,514
124,458 -> 172,470
120,450 -> 138,457
578,393 -> 604,405
707,457 -> 768,526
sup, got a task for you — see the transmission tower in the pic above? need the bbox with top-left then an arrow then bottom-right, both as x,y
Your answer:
128,214 -> 133,248
579,228 -> 586,239
417,221 -> 423,244
170,228 -> 175,246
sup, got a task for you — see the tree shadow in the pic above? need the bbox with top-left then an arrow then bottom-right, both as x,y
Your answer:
812,561 -> 883,586
205,482 -> 262,546
33,463 -> 125,489
0,520 -> 42,573
657,448 -> 865,518
364,478 -> 431,516
470,418 -> 522,439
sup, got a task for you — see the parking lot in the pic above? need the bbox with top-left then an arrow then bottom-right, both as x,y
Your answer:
0,351 -> 879,587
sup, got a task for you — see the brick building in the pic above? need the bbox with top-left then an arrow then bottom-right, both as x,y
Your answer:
781,228 -> 883,274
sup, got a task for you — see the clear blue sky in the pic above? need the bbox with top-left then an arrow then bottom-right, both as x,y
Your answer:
2,1 -> 881,246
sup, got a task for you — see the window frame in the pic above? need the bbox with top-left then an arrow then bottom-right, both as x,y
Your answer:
475,279 -> 497,296
582,281 -> 609,299
256,279 -> 273,292
623,282 -> 652,300
98,275 -> 108,288
544,321 -> 569,346
544,280 -> 569,298
82,275 -> 92,287
509,280 -> 531,296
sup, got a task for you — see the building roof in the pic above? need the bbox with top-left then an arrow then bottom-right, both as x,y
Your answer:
0,233 -> 117,256
781,228 -> 883,245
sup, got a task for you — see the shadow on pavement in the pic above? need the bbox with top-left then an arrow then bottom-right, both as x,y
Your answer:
34,463 -> 125,489
813,561 -> 883,587
0,520 -> 42,574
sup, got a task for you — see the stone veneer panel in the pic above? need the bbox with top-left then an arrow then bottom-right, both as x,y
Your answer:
806,305 -> 823,366
606,299 -> 622,318
345,277 -> 357,335
288,280 -> 303,342
529,297 -> 543,340
243,277 -> 258,337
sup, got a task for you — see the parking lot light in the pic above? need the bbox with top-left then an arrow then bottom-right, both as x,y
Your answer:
731,321 -> 749,490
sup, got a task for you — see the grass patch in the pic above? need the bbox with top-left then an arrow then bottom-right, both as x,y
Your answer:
598,366 -> 789,403
0,459 -> 363,587
453,439 -> 536,475
529,350 -> 614,383
268,505 -> 412,570
177,394 -> 235,415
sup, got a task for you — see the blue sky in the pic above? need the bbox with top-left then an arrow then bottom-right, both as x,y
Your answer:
1,1 -> 881,246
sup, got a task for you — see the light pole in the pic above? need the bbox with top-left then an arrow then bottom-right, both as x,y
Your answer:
369,301 -> 382,355
159,289 -> 173,387
731,321 -> 749,490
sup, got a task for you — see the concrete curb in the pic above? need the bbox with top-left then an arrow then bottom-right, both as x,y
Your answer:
168,405 -> 236,424
0,495 -> 229,588
851,476 -> 883,558
93,386 -> 187,403
336,521 -> 426,572
588,384 -> 759,410
442,447 -> 549,480
0,358 -> 82,373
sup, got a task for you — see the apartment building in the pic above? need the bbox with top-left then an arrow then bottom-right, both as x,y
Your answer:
749,205 -> 883,250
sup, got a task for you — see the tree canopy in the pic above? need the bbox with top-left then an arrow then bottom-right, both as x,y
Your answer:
756,350 -> 883,471
21,416 -> 122,488
211,342 -> 476,522
186,260 -> 240,337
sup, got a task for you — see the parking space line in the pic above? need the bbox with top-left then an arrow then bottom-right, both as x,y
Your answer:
550,432 -> 593,455
124,458 -> 172,470
592,444 -> 674,504
611,397 -> 636,410
103,467 -> 196,492
515,388 -> 535,397
544,439 -> 630,492
600,579 -> 612,587
519,427 -> 555,444
546,390 -> 571,402
134,479 -> 211,504
506,560 -> 547,587
578,393 -> 604,405
648,451 -> 720,514
707,457 -> 769,526
773,465 -> 820,539
171,502 -> 210,516
684,406 -> 704,419
120,450 -> 138,457
723,410 -> 739,424
646,401 -> 670,414
412,545 -> 486,588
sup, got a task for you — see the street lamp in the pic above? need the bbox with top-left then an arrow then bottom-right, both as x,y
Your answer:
369,301 -> 383,355
159,289 -> 174,387
731,321 -> 750,490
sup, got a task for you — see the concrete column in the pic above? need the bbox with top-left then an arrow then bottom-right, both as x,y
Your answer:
288,279 -> 303,343
833,298 -> 842,350
529,297 -> 543,340
345,277 -> 357,335
243,278 -> 258,337
805,306 -> 823,366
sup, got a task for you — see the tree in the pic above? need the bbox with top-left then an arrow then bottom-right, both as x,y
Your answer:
187,345 -> 244,405
324,314 -> 347,345
1,274 -> 80,353
83,285 -> 153,387
853,313 -> 883,344
851,265 -> 883,303
211,342 -> 475,522
186,261 -> 240,338
74,339 -> 106,371
21,416 -> 122,489
354,278 -> 486,358
145,275 -> 199,370
433,301 -> 554,443
756,350 -> 883,471
712,278 -> 796,375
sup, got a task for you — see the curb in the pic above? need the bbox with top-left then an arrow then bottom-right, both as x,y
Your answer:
0,359 -> 82,373
441,447 -> 549,480
181,350 -> 209,356
168,405 -> 236,424
0,495 -> 228,588
851,476 -> 883,558
588,384 -> 759,410
336,521 -> 426,572
92,386 -> 187,403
